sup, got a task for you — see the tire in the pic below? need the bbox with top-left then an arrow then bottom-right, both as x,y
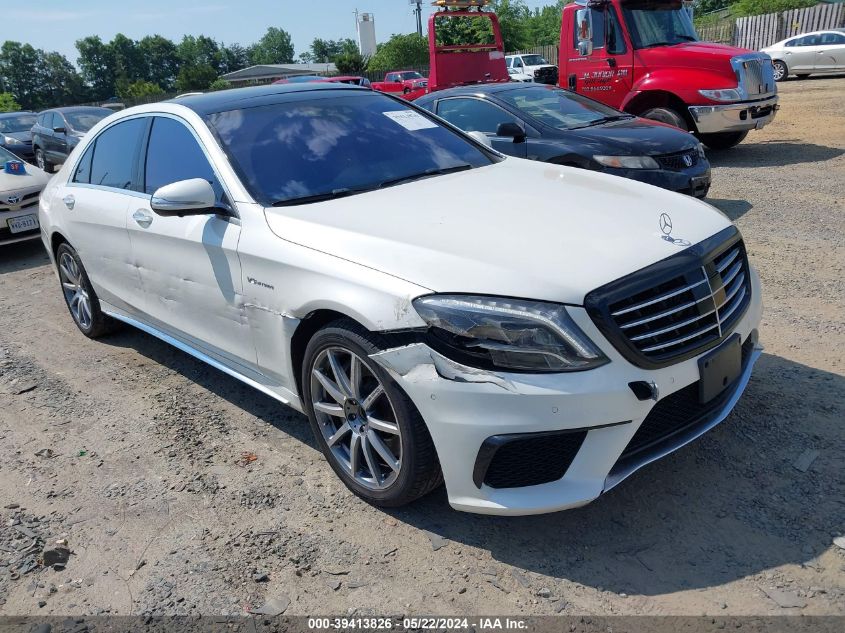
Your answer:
640,106 -> 689,131
56,243 -> 119,338
301,318 -> 443,507
35,148 -> 53,173
772,60 -> 788,82
699,131 -> 749,150
403,86 -> 411,94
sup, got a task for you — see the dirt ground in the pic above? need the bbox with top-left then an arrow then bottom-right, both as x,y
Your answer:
1,77 -> 843,618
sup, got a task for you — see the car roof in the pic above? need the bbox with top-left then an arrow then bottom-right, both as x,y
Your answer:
415,82 -> 548,105
0,111 -> 36,118
45,106 -> 114,114
169,83 -> 370,115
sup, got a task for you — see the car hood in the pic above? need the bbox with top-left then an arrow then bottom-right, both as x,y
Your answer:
0,162 -> 49,194
2,131 -> 31,143
637,41 -> 753,73
263,159 -> 731,304
548,117 -> 700,156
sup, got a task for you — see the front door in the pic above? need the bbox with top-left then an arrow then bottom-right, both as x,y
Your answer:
784,34 -> 820,73
126,115 -> 254,368
435,97 -> 529,158
566,5 -> 633,109
815,32 -> 845,72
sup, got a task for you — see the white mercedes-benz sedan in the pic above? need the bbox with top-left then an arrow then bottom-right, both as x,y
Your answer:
39,84 -> 762,515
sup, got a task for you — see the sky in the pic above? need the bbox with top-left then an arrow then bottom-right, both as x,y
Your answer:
8,0 -> 554,66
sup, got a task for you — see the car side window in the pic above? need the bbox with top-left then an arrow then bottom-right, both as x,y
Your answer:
144,117 -> 223,203
798,34 -> 820,46
436,98 -> 520,134
88,118 -> 147,190
820,32 -> 845,45
72,144 -> 95,184
606,9 -> 626,55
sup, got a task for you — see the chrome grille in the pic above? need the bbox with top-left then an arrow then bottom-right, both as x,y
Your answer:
655,149 -> 699,170
602,239 -> 752,364
735,55 -> 776,98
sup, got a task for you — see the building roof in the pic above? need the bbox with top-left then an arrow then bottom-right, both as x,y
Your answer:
221,63 -> 338,82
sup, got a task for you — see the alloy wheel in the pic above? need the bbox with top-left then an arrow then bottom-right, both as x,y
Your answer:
772,61 -> 786,82
36,150 -> 45,171
310,347 -> 402,490
59,252 -> 93,330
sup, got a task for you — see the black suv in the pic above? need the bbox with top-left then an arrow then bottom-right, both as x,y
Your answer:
31,107 -> 113,172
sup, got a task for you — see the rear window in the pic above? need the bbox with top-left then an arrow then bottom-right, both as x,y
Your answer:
206,92 -> 494,206
65,110 -> 111,132
0,114 -> 36,134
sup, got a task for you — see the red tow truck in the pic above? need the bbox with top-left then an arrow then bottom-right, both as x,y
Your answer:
560,0 -> 779,149
372,0 -> 509,101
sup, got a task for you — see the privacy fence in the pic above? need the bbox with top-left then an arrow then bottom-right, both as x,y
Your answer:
698,2 -> 845,49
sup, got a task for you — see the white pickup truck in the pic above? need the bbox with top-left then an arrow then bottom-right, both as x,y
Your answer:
505,53 -> 558,85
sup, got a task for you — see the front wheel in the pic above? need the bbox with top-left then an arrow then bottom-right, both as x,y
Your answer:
302,319 -> 442,507
772,60 -> 788,82
35,148 -> 53,173
640,106 -> 689,131
699,131 -> 749,150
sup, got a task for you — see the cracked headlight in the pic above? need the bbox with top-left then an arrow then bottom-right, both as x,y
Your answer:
594,155 -> 659,169
413,295 -> 609,372
699,88 -> 742,102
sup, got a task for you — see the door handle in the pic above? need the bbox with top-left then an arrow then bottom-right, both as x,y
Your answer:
62,195 -> 75,210
133,209 -> 154,229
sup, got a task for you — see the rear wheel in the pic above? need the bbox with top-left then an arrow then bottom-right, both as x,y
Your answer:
35,148 -> 53,173
699,131 -> 749,150
772,60 -> 788,82
640,106 -> 689,131
56,243 -> 119,338
302,319 -> 442,507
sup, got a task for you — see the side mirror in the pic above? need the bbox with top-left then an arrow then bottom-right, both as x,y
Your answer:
151,178 -> 226,217
496,121 -> 526,143
576,8 -> 594,56
53,126 -> 67,134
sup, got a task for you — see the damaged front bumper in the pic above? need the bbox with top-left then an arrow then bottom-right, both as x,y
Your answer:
370,284 -> 762,516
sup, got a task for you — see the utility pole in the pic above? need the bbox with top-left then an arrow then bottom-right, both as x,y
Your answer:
411,0 -> 423,37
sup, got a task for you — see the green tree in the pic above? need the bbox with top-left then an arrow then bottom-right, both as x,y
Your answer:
119,80 -> 164,99
334,51 -> 369,75
175,64 -> 218,92
209,78 -> 232,91
0,42 -> 43,109
138,35 -> 179,91
367,34 -> 428,71
731,0 -> 816,17
490,0 -> 531,51
41,52 -> 87,107
250,27 -> 295,64
0,92 -> 21,112
526,2 -> 564,47
76,36 -> 116,100
219,43 -> 251,74
434,14 -> 495,46
178,35 -> 221,71
309,38 -> 358,63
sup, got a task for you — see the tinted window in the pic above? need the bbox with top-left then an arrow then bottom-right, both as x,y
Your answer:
621,0 -> 698,49
0,114 -> 36,134
795,34 -> 820,46
65,109 -> 111,132
207,92 -> 494,206
820,32 -> 845,45
72,144 -> 95,184
498,86 -> 625,130
436,98 -> 520,134
144,117 -> 221,200
89,118 -> 147,190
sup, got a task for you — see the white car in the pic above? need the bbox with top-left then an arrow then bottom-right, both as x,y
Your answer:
39,84 -> 762,515
1,147 -> 49,245
762,29 -> 845,81
505,53 -> 558,85
507,67 -> 534,82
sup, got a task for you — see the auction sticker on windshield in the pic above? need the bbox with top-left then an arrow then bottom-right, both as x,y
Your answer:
383,110 -> 438,131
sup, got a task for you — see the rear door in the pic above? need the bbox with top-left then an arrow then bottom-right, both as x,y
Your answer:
435,96 -> 530,158
53,113 -> 71,163
60,117 -> 148,311
126,115 -> 252,367
565,6 -> 633,109
815,32 -> 845,71
785,34 -> 820,73
43,114 -> 60,161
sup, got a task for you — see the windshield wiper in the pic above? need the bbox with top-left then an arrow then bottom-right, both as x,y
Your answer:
573,115 -> 633,129
271,188 -> 363,207
376,164 -> 473,190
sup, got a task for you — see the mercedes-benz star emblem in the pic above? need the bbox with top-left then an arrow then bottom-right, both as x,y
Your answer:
6,195 -> 21,205
659,212 -> 673,236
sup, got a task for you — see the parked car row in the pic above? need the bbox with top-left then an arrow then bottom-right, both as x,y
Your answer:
762,28 -> 845,81
36,82 -> 762,515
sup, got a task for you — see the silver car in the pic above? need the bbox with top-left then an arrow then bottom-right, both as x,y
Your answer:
762,29 -> 845,81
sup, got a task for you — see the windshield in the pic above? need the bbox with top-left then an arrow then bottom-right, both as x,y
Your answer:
621,0 -> 698,49
0,146 -> 21,165
64,110 -> 111,132
207,92 -> 495,206
400,72 -> 424,80
498,86 -> 627,131
520,54 -> 548,66
0,114 -> 36,134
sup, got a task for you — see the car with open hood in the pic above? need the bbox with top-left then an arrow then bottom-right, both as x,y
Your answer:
39,83 -> 762,515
